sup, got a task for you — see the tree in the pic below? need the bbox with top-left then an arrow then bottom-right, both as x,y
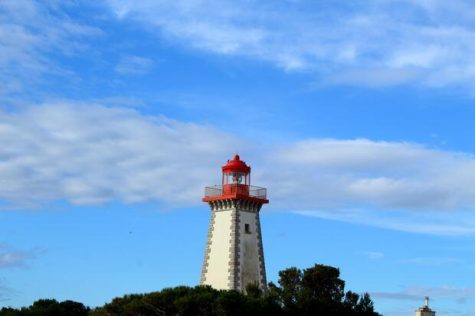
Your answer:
245,283 -> 262,299
174,286 -> 217,316
278,266 -> 302,313
275,264 -> 380,316
58,300 -> 89,316
356,293 -> 376,315
343,291 -> 360,311
0,299 -> 89,316
301,264 -> 345,304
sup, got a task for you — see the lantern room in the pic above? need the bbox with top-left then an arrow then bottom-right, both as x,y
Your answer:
203,154 -> 268,203
222,154 -> 250,194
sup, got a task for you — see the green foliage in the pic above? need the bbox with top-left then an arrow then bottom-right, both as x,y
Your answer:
1,263 -> 380,316
356,293 -> 376,315
275,264 -> 380,316
278,266 -> 302,312
244,282 -> 262,299
0,299 -> 89,316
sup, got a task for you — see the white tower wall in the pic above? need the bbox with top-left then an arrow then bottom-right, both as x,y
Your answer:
202,209 -> 232,290
239,210 -> 262,288
201,199 -> 266,291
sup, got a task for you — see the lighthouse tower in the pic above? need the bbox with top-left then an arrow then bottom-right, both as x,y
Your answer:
200,155 -> 268,291
415,297 -> 436,316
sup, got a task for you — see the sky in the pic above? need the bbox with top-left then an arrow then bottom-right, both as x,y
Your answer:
1,0 -> 475,315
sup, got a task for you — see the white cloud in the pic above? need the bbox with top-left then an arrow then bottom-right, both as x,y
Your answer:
2,103 -> 475,235
0,103 -> 240,207
105,0 -> 475,88
268,139 -> 475,211
263,139 -> 475,235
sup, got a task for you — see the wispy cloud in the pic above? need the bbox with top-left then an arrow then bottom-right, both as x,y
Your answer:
371,291 -> 421,301
0,0 -> 102,98
115,56 -> 155,75
0,244 -> 37,268
358,251 -> 385,260
0,252 -> 29,268
4,1 -> 475,92
401,257 -> 463,266
373,286 -> 475,303
295,208 -> 475,236
106,0 -> 475,88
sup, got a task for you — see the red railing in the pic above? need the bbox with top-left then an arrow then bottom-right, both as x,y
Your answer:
204,184 -> 267,200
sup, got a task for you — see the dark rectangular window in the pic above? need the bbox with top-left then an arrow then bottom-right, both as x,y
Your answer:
245,223 -> 251,234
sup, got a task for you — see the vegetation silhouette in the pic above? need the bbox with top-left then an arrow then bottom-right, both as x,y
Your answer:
0,263 -> 380,316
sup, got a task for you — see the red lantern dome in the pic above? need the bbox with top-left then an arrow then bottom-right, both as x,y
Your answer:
222,154 -> 251,174
203,154 -> 268,203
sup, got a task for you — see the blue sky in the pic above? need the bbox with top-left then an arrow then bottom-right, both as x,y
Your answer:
1,1 -> 475,315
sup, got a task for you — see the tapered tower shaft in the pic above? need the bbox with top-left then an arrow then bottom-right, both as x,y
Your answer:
200,155 -> 268,291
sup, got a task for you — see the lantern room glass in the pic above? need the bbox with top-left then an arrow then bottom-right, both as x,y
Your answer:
223,172 -> 250,185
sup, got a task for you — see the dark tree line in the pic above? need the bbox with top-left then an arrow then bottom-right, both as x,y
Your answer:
0,299 -> 90,316
0,263 -> 380,316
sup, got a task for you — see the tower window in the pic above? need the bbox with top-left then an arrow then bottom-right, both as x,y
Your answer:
245,223 -> 251,234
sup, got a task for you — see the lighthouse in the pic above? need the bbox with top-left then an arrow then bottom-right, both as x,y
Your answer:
414,297 -> 436,316
200,155 -> 268,292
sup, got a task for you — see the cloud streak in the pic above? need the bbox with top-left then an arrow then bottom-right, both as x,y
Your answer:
401,257 -> 463,266
373,286 -> 475,303
358,251 -> 385,260
106,0 -> 475,88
